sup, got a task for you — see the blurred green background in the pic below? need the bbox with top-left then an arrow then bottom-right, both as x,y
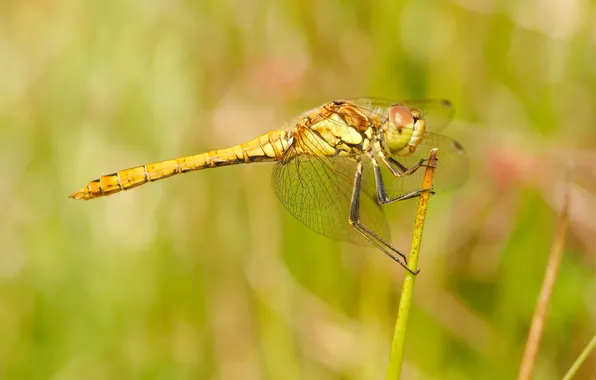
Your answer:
1,1 -> 595,379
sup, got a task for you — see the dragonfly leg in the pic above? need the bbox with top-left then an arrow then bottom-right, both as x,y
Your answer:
381,154 -> 428,177
349,161 -> 419,275
371,154 -> 434,205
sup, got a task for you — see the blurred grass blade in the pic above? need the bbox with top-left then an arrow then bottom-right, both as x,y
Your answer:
385,148 -> 438,380
561,334 -> 596,380
517,183 -> 571,380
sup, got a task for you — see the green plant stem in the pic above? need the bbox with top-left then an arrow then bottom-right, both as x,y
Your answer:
518,184 -> 570,380
561,334 -> 596,380
385,148 -> 439,380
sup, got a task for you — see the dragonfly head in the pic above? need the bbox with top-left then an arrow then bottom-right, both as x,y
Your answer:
383,105 -> 427,157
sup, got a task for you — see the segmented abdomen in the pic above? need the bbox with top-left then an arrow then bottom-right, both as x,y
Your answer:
69,130 -> 291,200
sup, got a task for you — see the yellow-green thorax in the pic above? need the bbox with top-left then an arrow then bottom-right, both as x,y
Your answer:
293,101 -> 374,157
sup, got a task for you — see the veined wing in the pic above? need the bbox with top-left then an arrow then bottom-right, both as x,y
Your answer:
273,146 -> 390,246
346,98 -> 454,134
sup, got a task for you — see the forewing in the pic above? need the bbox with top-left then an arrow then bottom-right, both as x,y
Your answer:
347,98 -> 454,134
273,148 -> 390,246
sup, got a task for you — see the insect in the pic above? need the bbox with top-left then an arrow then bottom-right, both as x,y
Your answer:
70,98 -> 467,273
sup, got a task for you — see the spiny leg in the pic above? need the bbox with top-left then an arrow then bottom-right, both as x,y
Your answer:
381,154 -> 428,177
371,153 -> 435,205
348,160 -> 419,275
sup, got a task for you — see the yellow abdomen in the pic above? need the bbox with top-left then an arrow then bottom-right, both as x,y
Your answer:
69,130 -> 291,200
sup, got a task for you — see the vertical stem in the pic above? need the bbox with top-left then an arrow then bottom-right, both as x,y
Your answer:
385,148 -> 439,380
518,186 -> 570,380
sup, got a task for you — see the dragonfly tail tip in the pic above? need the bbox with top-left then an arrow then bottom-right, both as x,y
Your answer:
68,188 -> 90,200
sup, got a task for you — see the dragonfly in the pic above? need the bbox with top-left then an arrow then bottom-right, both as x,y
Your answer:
70,98 -> 468,273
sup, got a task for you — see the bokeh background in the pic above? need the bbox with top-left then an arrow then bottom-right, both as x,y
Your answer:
1,1 -> 595,379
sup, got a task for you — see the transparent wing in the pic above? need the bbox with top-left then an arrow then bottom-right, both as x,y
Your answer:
347,98 -> 454,134
273,147 -> 390,246
380,133 -> 469,199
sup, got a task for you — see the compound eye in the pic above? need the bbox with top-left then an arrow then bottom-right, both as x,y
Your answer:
389,105 -> 414,130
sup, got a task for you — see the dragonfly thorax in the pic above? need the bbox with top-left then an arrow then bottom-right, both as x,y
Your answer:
382,105 -> 427,157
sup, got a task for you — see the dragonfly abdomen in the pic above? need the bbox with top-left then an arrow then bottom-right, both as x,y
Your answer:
69,130 -> 291,200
